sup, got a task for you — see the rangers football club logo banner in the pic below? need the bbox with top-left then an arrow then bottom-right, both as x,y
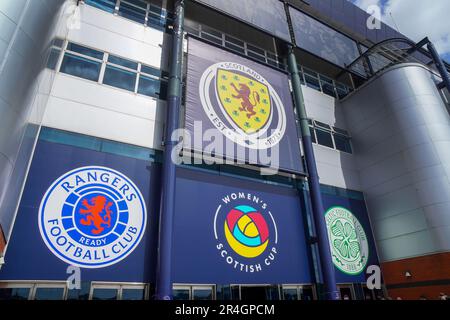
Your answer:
184,38 -> 304,174
0,139 -> 159,282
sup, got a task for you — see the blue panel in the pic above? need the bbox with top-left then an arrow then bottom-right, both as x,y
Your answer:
289,7 -> 360,68
194,0 -> 291,42
0,138 -> 161,282
172,167 -> 313,284
321,193 -> 380,284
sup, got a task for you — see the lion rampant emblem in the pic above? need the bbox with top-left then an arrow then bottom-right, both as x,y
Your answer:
231,82 -> 260,119
79,195 -> 113,235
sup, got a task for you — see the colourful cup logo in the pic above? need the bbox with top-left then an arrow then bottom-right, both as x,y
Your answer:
224,205 -> 269,258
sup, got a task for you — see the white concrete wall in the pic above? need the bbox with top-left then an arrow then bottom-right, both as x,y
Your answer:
302,85 -> 362,191
43,3 -> 168,150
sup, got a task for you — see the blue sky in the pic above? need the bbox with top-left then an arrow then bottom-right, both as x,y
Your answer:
350,0 -> 450,61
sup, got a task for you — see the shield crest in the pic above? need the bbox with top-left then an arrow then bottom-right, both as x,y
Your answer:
216,69 -> 271,134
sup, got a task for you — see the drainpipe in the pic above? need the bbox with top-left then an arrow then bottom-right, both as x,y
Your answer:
155,0 -> 184,300
287,46 -> 339,300
426,40 -> 450,94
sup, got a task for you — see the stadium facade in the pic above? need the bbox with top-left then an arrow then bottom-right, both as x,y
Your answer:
0,0 -> 450,300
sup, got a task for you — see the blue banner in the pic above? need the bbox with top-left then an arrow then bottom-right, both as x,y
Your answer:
321,192 -> 380,284
185,38 -> 304,174
171,167 -> 313,284
193,0 -> 291,42
0,139 -> 160,282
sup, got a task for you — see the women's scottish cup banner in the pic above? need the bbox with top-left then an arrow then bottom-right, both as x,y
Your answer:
171,167 -> 313,284
184,38 -> 304,174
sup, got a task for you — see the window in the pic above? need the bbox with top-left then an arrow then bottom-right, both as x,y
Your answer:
0,284 -> 32,300
118,0 -> 147,24
92,288 -> 119,300
138,64 -> 168,99
315,128 -> 334,148
121,288 -> 146,300
60,43 -> 103,82
173,285 -> 215,300
84,0 -> 116,13
333,134 -> 352,153
192,286 -> 214,300
282,285 -> 316,301
85,0 -> 170,30
56,41 -> 167,100
319,75 -> 336,98
309,120 -> 353,153
33,286 -> 66,300
303,68 -> 321,91
103,54 -> 138,92
90,283 -> 148,300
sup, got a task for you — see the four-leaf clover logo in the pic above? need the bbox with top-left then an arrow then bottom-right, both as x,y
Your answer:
331,220 -> 361,260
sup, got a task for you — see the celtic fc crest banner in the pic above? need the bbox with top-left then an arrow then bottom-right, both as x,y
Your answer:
322,191 -> 380,283
184,38 -> 304,174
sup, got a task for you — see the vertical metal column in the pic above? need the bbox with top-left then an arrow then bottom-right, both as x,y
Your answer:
287,47 -> 339,300
155,0 -> 184,300
427,40 -> 450,94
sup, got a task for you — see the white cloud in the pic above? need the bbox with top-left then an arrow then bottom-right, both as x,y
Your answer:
352,0 -> 450,58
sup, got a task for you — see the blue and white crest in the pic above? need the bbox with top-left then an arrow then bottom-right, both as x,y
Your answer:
38,166 -> 147,268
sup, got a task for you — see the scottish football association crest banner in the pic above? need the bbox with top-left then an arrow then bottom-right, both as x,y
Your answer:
185,38 -> 304,174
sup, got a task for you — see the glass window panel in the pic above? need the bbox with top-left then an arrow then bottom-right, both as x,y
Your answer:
290,7 -> 360,68
225,42 -> 245,55
200,32 -> 223,46
66,282 -> 90,300
173,289 -> 190,300
103,65 -> 137,92
141,65 -> 161,77
118,2 -> 146,24
34,287 -> 65,300
225,35 -> 244,47
192,288 -> 213,300
300,287 -> 315,301
60,53 -> 101,82
84,0 -> 116,13
321,81 -> 336,97
247,44 -> 265,56
92,288 -> 118,300
315,121 -> 331,130
138,75 -> 166,98
334,134 -> 353,153
0,288 -> 30,300
304,73 -> 321,91
148,14 -> 165,30
66,42 -> 104,60
122,288 -> 146,300
201,26 -> 222,38
47,48 -> 61,70
108,55 -> 138,70
283,288 -> 298,300
315,128 -> 334,148
247,51 -> 266,63
124,0 -> 147,9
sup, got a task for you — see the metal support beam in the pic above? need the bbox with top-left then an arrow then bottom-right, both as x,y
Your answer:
155,0 -> 185,300
427,40 -> 450,94
287,47 -> 339,300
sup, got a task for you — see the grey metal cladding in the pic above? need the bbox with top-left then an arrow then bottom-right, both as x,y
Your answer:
342,64 -> 450,261
0,0 -> 64,238
193,0 -> 291,42
289,7 -> 360,68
